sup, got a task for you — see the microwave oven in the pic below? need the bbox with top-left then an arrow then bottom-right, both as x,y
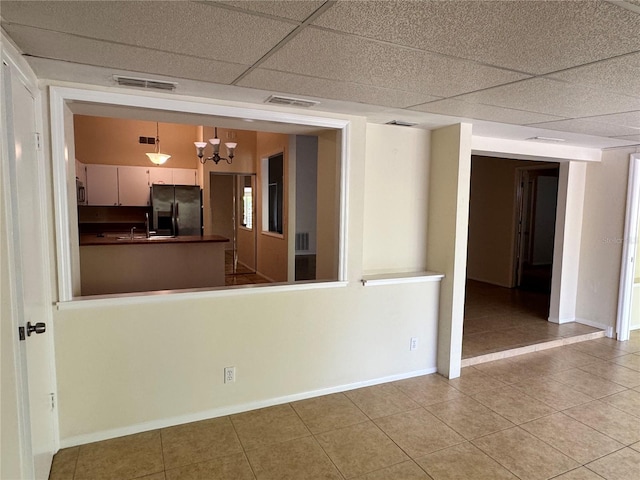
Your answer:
76,177 -> 86,205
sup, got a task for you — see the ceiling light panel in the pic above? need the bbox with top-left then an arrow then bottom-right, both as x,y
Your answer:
410,99 -> 565,126
528,118 -> 640,138
217,0 -> 327,22
0,0 -> 296,65
260,28 -> 528,97
238,68 -> 440,108
2,24 -> 246,85
547,52 -> 640,97
312,0 -> 640,74
582,111 -> 640,129
457,78 -> 640,118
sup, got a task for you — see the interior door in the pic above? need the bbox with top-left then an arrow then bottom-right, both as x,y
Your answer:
3,61 -> 56,478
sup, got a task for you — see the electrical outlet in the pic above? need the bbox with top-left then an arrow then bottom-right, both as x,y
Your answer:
410,337 -> 418,351
224,366 -> 235,384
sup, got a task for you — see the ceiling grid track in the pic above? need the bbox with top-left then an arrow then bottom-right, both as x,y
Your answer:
230,0 -> 337,86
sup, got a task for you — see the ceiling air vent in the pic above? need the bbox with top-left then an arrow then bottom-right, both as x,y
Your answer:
386,120 -> 418,127
526,136 -> 566,143
113,76 -> 177,92
264,95 -> 320,108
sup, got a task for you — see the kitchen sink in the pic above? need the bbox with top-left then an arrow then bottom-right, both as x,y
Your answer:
116,235 -> 176,241
116,235 -> 148,240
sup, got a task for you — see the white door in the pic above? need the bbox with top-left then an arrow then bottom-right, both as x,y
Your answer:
3,61 -> 56,478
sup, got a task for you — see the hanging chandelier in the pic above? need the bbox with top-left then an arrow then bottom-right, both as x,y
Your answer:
194,127 -> 237,165
146,122 -> 171,165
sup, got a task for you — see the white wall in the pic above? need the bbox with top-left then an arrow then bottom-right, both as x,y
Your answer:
576,148 -> 634,330
362,124 -> 431,274
51,113 -> 445,446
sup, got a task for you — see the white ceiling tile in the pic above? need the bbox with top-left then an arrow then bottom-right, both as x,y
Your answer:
237,68 -> 440,108
547,52 -> 640,97
3,24 -> 246,85
527,119 -> 640,137
0,0 -> 294,65
312,0 -> 640,74
260,28 -> 528,97
217,0 -> 326,22
583,111 -> 640,129
457,78 -> 640,118
410,99 -> 565,126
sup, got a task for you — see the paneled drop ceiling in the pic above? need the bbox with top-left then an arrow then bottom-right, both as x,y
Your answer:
2,0 -> 640,148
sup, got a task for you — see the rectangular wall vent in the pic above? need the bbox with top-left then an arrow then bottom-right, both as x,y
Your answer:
385,120 -> 418,127
526,136 -> 566,143
296,232 -> 310,251
113,76 -> 177,91
265,95 -> 320,108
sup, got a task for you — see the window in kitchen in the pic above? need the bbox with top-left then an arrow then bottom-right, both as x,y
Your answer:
263,152 -> 284,235
242,185 -> 253,229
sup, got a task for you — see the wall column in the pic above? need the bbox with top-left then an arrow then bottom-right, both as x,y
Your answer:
427,123 -> 472,379
549,161 -> 586,324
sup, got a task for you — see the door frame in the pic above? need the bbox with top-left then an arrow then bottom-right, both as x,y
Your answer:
616,153 -> 640,341
1,37 -> 59,476
513,164 -> 559,289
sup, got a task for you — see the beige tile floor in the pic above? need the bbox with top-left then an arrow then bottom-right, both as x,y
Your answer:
224,251 -> 271,287
463,280 -> 602,359
50,332 -> 640,480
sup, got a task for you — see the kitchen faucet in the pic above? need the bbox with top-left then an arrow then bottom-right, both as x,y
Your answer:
145,212 -> 150,238
130,226 -> 136,239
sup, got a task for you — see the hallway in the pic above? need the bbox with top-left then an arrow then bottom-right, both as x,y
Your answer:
463,281 -> 602,360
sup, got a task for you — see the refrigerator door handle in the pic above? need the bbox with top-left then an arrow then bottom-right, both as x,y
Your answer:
170,202 -> 176,236
175,202 -> 179,236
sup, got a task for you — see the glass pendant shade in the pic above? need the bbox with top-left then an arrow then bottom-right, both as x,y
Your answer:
147,122 -> 170,165
194,127 -> 237,164
146,152 -> 171,165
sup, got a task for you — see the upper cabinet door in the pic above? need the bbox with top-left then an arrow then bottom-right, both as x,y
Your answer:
118,166 -> 150,206
173,168 -> 198,186
149,167 -> 173,186
86,164 -> 119,206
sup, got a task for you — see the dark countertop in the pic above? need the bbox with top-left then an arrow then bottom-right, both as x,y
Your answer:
80,234 -> 229,246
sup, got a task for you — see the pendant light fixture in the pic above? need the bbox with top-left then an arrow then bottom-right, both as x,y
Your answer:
194,127 -> 237,165
146,122 -> 171,165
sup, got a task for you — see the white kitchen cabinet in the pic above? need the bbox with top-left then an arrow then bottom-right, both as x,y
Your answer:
118,166 -> 150,206
149,167 -> 173,185
173,168 -> 198,186
75,159 -> 87,185
86,164 -> 119,206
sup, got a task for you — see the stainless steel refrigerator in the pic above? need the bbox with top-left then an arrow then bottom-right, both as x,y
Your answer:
151,184 -> 202,236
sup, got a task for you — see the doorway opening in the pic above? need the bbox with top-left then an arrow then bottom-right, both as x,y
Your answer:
463,156 -> 598,359
210,172 -> 268,286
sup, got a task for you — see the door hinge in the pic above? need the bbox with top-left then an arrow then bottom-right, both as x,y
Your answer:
50,393 -> 55,410
18,326 -> 26,341
35,132 -> 42,151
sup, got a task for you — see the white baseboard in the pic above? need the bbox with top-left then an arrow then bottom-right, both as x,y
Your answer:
575,317 -> 615,337
547,316 -> 575,324
59,366 -> 437,449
